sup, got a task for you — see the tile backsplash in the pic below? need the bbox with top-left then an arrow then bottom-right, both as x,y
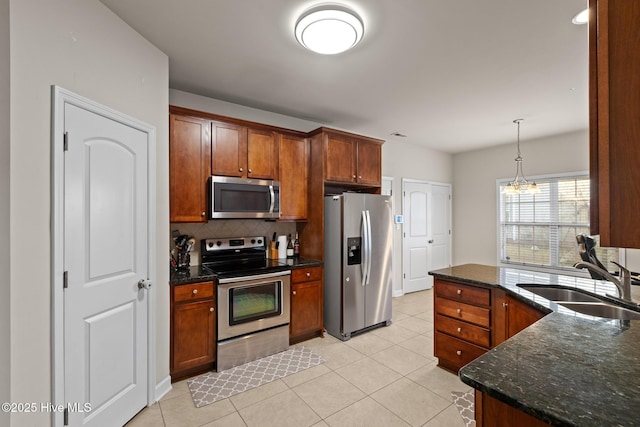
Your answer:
170,220 -> 296,265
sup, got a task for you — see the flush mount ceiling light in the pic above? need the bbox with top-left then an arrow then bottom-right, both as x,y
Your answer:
572,8 -> 589,25
295,5 -> 364,54
502,119 -> 539,195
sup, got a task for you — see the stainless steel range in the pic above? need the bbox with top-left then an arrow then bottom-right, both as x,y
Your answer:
201,236 -> 291,371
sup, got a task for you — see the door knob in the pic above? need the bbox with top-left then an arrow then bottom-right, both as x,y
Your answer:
428,240 -> 434,243
137,279 -> 152,290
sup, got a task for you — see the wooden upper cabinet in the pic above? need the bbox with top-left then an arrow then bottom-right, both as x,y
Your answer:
247,128 -> 278,180
589,0 -> 640,248
325,134 -> 356,183
211,122 -> 279,180
356,139 -> 382,186
279,134 -> 309,221
169,113 -> 211,222
211,121 -> 247,178
324,131 -> 382,186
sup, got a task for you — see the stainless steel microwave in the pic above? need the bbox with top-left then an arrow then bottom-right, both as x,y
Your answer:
209,176 -> 280,219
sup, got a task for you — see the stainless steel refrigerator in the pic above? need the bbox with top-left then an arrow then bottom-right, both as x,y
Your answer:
324,193 -> 393,341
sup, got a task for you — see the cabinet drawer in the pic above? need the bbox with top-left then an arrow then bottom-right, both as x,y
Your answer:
435,314 -> 490,348
436,280 -> 491,306
435,296 -> 490,327
174,282 -> 214,303
292,266 -> 322,283
435,332 -> 487,372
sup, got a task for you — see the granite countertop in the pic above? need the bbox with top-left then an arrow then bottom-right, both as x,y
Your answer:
430,264 -> 640,426
169,256 -> 323,285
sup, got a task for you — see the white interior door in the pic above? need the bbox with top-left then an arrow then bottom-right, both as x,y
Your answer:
402,180 -> 451,293
429,184 -> 451,274
63,102 -> 149,426
403,181 -> 430,293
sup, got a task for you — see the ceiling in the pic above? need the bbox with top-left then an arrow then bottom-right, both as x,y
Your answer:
100,0 -> 589,153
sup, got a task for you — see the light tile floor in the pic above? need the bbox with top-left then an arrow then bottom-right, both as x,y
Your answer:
127,289 -> 471,427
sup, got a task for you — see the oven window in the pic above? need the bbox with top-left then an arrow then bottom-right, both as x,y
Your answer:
229,281 -> 281,325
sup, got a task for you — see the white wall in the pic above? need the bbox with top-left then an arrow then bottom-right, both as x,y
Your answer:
452,130 -> 589,266
382,140 -> 453,295
451,128 -> 640,272
1,0 -> 10,425
10,1 -> 168,425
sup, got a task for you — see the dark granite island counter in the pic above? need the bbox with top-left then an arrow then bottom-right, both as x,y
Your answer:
459,312 -> 640,426
429,264 -> 640,426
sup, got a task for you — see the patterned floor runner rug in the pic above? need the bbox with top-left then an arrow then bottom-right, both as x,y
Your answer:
451,390 -> 476,427
188,346 -> 324,408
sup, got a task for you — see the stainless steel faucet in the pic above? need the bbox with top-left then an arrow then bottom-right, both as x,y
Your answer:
574,261 -> 632,302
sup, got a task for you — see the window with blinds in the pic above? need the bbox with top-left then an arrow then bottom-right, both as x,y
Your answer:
498,174 -> 619,271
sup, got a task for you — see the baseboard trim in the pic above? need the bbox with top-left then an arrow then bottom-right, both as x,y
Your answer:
155,375 -> 172,402
393,289 -> 404,298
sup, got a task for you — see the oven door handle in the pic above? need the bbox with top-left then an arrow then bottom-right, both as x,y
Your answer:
218,270 -> 291,284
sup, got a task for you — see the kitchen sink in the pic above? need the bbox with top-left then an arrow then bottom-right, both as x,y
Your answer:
517,284 -> 640,320
517,285 -> 604,303
557,302 -> 640,320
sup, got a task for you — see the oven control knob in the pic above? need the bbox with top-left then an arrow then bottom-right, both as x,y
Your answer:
207,242 -> 214,248
216,241 -> 222,246
257,239 -> 262,244
251,239 -> 256,244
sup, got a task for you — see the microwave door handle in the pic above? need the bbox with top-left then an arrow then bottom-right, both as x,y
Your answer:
268,185 -> 275,213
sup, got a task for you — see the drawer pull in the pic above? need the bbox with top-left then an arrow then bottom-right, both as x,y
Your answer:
456,308 -> 462,314
306,272 -> 311,277
293,290 -> 297,296
457,327 -> 462,333
192,289 -> 198,295
209,307 -> 214,312
456,350 -> 462,356
457,289 -> 462,295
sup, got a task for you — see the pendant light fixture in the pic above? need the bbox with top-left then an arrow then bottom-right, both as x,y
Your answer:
295,4 -> 364,55
502,119 -> 539,195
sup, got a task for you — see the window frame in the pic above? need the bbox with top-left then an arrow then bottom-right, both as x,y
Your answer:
495,171 -> 622,276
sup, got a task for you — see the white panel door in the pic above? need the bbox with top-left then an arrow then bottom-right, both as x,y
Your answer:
64,103 -> 148,426
430,184 -> 451,273
403,181 -> 430,293
403,181 -> 451,293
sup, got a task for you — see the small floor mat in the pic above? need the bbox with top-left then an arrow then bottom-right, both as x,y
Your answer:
451,390 -> 476,427
188,347 -> 324,408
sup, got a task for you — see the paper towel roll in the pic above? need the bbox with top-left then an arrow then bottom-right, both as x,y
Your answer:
278,235 -> 288,258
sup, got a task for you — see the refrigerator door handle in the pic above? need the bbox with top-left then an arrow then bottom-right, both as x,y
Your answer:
365,210 -> 373,285
361,210 -> 369,286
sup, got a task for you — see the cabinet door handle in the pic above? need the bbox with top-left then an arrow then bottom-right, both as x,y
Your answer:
292,290 -> 297,296
456,350 -> 462,356
239,167 -> 243,172
457,327 -> 462,333
201,211 -> 206,216
358,175 -> 362,179
456,308 -> 462,314
248,168 -> 252,173
503,302 -> 509,308
192,289 -> 198,295
352,174 -> 357,179
210,307 -> 214,312
456,289 -> 462,295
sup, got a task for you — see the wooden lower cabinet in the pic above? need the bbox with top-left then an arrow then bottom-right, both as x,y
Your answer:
434,279 -> 492,372
171,281 -> 216,381
290,266 -> 324,344
434,278 -> 548,372
475,391 -> 549,427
